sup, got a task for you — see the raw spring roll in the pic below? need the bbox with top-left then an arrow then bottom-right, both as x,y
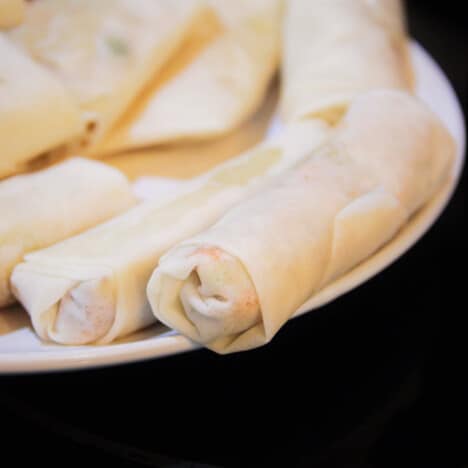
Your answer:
94,0 -> 283,154
0,0 -> 24,29
9,0 -> 207,145
10,121 -> 330,345
148,90 -> 455,354
281,0 -> 414,124
0,158 -> 135,307
105,79 -> 279,182
0,35 -> 83,178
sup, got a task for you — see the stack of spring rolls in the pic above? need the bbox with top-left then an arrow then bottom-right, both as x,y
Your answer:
2,0 -> 457,354
11,121 -> 329,344
148,90 -> 454,352
1,1 -> 284,322
93,0 -> 284,154
1,0 -> 282,175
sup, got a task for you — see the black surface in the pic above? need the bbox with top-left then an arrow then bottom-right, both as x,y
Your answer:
0,3 -> 467,467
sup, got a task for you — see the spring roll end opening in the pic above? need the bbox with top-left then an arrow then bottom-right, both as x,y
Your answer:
50,278 -> 116,345
174,247 -> 262,344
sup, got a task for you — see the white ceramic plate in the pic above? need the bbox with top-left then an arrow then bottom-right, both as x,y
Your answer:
0,42 -> 465,373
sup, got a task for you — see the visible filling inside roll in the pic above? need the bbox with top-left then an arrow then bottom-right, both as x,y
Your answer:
176,246 -> 260,343
51,277 -> 116,345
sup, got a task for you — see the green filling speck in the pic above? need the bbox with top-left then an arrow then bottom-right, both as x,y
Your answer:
105,37 -> 129,56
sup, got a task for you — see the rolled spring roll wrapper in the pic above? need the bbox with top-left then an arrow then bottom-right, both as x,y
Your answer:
10,121 -> 330,345
107,80 -> 279,182
0,158 -> 135,307
0,35 -> 83,178
148,90 -> 455,353
94,0 -> 283,155
281,0 -> 414,124
9,0 -> 206,145
0,0 -> 24,29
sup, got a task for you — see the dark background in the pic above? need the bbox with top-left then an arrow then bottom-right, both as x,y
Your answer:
0,3 -> 466,467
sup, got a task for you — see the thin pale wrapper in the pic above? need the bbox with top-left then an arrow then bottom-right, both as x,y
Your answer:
94,0 -> 283,154
0,34 -> 83,178
148,90 -> 455,354
0,158 -> 135,307
10,121 -> 329,345
281,0 -> 414,123
9,0 -> 206,145
106,80 -> 278,182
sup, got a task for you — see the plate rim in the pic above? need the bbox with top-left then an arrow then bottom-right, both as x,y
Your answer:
0,41 -> 465,373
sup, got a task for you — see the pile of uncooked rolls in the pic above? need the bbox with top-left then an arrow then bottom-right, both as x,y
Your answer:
0,0 -> 455,353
